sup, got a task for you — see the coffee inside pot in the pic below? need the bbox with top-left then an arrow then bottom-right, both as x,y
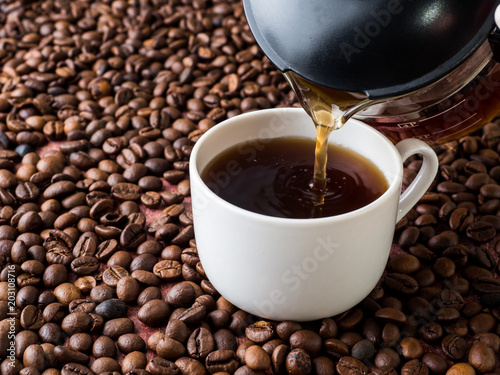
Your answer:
243,0 -> 500,144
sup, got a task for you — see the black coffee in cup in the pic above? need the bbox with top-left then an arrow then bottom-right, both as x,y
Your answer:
201,137 -> 388,219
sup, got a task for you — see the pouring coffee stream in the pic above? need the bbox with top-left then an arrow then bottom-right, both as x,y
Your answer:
244,0 -> 500,193
284,71 -> 379,189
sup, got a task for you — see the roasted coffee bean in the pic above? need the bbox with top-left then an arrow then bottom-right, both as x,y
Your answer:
102,317 -> 135,339
177,302 -> 207,325
54,345 -> 90,365
120,223 -> 146,249
37,323 -> 62,346
462,301 -> 483,318
336,356 -> 368,375
74,276 -> 96,294
375,307 -> 407,324
146,357 -> 180,375
129,252 -> 157,272
116,276 -> 140,304
53,283 -> 82,306
337,308 -> 364,331
283,348 -> 312,375
157,336 -> 186,360
137,286 -> 163,306
463,265 -> 493,281
428,230 -> 459,250
70,256 -> 99,276
317,318 -> 337,340
68,332 -> 93,353
20,305 -> 43,330
112,183 -> 142,201
90,357 -> 121,373
166,282 -> 197,308
61,312 -> 93,336
43,181 -> 76,199
95,299 -> 128,320
93,335 -> 117,359
387,254 -> 421,274
446,363 -> 476,375
172,225 -> 194,246
165,319 -> 189,344
95,239 -> 119,260
42,264 -> 68,288
449,208 -> 474,231
421,353 -> 447,375
89,199 -> 114,220
181,263 -> 203,283
351,339 -> 376,362
153,260 -> 182,280
122,351 -> 148,373
467,341 -> 496,373
268,344 -> 288,374
15,182 -> 40,203
61,363 -> 94,375
148,214 -> 173,234
372,350 -> 401,371
213,328 -> 237,351
398,337 -> 424,360
469,312 -> 496,334
324,339 -> 350,359
398,226 -> 420,248
383,273 -> 419,295
472,277 -> 500,294
42,303 -> 65,324
360,317 -> 381,344
205,349 -> 239,374
233,365 -> 265,375
117,333 -> 146,354
187,327 -> 214,360
441,334 -> 467,360
472,246 -> 496,270
228,311 -> 253,337
72,234 -> 97,258
137,299 -> 170,327
107,250 -> 133,269
401,359 -> 429,375
381,323 -> 400,350
312,356 -> 336,375
244,345 -> 271,372
245,321 -> 274,344
90,284 -> 114,304
466,221 -> 496,242
69,299 -> 96,313
155,223 -> 180,241
131,270 -> 160,286
102,265 -> 129,287
289,330 -> 322,357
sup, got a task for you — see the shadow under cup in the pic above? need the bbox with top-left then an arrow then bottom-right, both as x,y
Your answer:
190,108 -> 435,321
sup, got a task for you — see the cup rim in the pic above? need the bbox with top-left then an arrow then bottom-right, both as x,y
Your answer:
190,108 -> 403,226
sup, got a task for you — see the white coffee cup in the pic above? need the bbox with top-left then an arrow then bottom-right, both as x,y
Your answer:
190,108 -> 438,321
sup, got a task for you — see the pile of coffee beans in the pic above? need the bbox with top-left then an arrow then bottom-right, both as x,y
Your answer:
1,0 -> 500,374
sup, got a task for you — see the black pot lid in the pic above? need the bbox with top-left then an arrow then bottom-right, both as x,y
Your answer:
243,0 -> 500,99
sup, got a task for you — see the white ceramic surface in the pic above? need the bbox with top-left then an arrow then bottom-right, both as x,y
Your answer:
190,108 -> 438,321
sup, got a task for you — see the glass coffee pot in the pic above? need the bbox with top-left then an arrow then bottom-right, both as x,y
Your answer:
243,0 -> 500,144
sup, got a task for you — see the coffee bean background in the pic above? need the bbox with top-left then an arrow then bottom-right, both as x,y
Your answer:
1,0 -> 500,374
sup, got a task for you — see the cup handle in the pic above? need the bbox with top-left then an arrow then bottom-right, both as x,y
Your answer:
395,139 -> 439,223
